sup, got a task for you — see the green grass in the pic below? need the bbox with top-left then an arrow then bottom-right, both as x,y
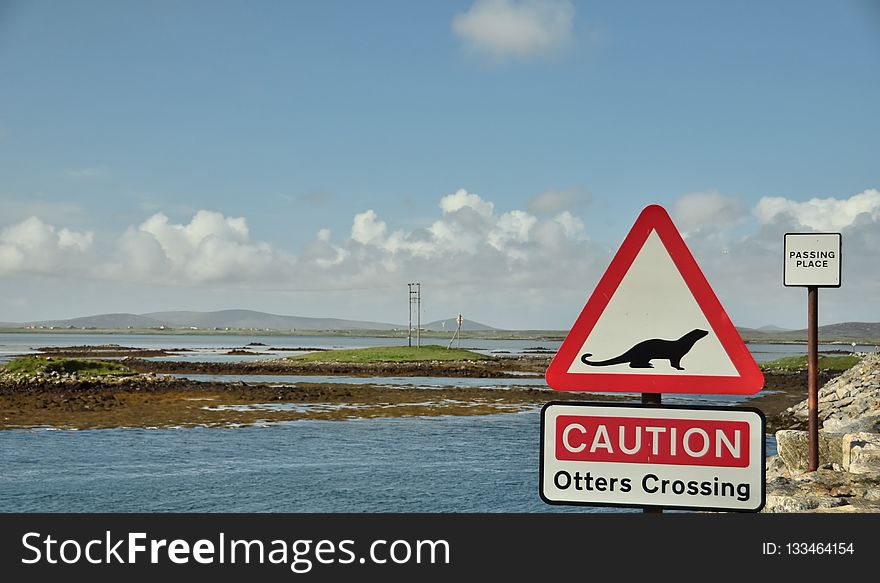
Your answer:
761,354 -> 860,372
289,345 -> 491,363
2,356 -> 135,377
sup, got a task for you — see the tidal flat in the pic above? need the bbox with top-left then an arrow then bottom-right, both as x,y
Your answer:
0,344 -> 847,431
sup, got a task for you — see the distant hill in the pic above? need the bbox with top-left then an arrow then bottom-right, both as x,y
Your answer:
13,309 -> 402,331
31,313 -> 167,329
739,322 -> 880,343
4,310 -> 878,341
142,310 -> 400,331
757,324 -> 794,333
423,317 -> 497,332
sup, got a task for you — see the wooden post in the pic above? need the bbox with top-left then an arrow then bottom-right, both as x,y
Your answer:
807,286 -> 819,472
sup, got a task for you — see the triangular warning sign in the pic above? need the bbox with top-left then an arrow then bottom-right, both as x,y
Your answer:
546,205 -> 764,395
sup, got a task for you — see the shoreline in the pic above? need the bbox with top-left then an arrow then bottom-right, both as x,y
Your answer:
3,327 -> 879,344
0,368 -> 836,431
0,375 -> 609,430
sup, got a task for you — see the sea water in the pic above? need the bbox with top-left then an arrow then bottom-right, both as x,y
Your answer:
0,333 -> 791,512
0,412 -> 777,513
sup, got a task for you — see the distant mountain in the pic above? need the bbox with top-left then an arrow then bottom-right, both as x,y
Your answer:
739,322 -> 880,343
5,311 -> 878,341
423,317 -> 497,332
31,313 -> 167,329
13,309 -> 402,331
757,324 -> 794,333
142,310 -> 400,331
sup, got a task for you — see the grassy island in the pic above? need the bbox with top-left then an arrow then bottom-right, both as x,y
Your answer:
2,356 -> 134,377
761,354 -> 860,373
288,345 -> 490,363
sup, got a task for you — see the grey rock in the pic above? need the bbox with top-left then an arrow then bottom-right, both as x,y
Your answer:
762,494 -> 848,513
763,468 -> 880,513
775,429 -> 844,472
765,455 -> 790,480
766,354 -> 880,511
842,432 -> 880,475
824,413 -> 880,434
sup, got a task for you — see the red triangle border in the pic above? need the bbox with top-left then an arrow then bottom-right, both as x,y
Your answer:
545,205 -> 764,395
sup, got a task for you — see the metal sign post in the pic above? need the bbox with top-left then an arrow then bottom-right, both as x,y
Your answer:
807,286 -> 819,471
783,233 -> 841,473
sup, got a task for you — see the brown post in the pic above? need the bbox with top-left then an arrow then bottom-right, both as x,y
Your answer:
807,287 -> 819,472
641,392 -> 662,513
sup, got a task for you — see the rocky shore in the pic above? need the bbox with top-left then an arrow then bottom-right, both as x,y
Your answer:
0,346 -> 857,434
117,356 -> 549,377
764,352 -> 880,512
0,369 -> 612,430
0,365 -> 834,432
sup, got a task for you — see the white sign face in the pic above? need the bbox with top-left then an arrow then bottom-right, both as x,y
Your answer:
784,233 -> 841,287
566,231 -> 739,378
540,403 -> 765,512
545,205 -> 764,395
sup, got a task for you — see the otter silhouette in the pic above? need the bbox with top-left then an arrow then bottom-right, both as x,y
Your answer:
580,329 -> 709,370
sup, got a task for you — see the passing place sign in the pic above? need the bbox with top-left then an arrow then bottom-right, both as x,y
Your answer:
783,232 -> 841,287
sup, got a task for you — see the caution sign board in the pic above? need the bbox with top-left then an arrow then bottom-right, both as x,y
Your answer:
540,402 -> 766,512
545,205 -> 763,395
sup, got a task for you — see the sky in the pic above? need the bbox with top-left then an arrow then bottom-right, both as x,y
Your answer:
1,0 -> 879,330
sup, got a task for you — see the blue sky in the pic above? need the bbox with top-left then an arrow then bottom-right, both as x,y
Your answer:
1,0 -> 879,329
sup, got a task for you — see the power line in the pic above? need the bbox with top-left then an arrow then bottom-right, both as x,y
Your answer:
408,282 -> 421,348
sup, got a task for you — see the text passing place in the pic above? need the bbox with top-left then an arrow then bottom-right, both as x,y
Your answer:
783,233 -> 841,287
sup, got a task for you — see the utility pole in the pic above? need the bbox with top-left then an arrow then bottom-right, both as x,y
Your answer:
408,282 -> 421,348
407,283 -> 412,347
447,314 -> 463,350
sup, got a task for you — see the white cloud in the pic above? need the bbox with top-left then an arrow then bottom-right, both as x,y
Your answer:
452,0 -> 575,62
439,188 -> 494,218
0,217 -> 94,275
553,210 -> 584,239
527,188 -> 582,215
0,190 -> 590,293
488,210 -> 537,255
677,189 -> 880,329
753,189 -> 880,231
90,211 -> 293,285
672,190 -> 747,234
1,187 -> 878,329
350,210 -> 388,245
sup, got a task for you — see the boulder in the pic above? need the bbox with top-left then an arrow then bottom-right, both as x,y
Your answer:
765,455 -> 790,480
780,353 -> 880,430
823,413 -> 880,434
763,468 -> 880,513
766,354 -> 880,512
842,432 -> 880,475
775,429 -> 843,473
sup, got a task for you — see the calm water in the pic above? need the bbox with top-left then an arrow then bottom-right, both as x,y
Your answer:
0,412 -> 778,513
0,332 -> 801,512
0,332 -> 871,364
171,374 -> 780,408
